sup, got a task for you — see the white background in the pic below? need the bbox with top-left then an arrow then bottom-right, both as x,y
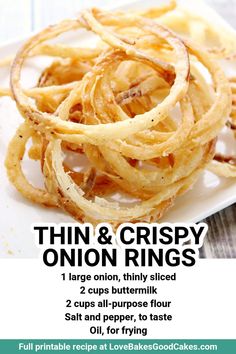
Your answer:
0,258 -> 235,339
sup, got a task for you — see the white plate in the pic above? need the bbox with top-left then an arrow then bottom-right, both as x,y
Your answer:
0,0 -> 236,257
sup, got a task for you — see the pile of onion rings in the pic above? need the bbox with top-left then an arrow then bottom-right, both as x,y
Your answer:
1,1 -> 235,227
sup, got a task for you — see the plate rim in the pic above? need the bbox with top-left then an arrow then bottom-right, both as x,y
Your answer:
0,0 -> 236,227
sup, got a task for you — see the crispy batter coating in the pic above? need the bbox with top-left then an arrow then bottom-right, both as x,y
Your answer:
2,3 -> 234,226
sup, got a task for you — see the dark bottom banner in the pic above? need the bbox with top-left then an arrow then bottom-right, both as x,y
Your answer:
0,340 -> 236,354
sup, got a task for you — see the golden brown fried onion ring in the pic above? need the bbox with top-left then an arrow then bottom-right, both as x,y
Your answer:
2,6 -> 232,226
